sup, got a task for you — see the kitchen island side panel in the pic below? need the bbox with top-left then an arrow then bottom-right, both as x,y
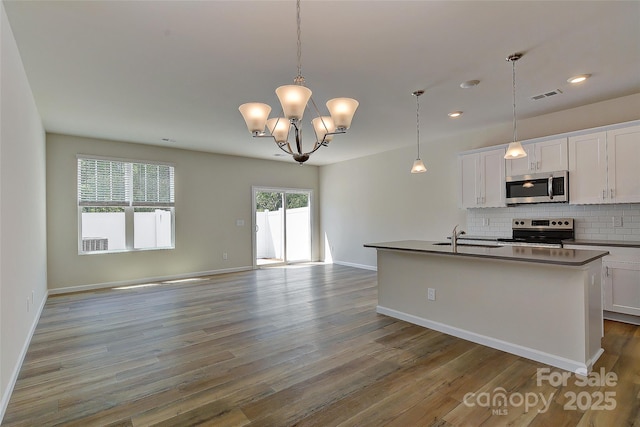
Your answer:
376,249 -> 603,372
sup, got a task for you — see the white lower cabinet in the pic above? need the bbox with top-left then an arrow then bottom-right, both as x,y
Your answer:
565,244 -> 640,324
603,258 -> 640,317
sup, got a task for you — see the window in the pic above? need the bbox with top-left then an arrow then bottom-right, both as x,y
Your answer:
77,156 -> 175,253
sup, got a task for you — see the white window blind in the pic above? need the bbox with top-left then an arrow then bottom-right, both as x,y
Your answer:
132,163 -> 175,206
77,157 -> 174,207
77,158 -> 129,206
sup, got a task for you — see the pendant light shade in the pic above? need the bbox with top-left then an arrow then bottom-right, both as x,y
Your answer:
504,53 -> 527,160
505,141 -> 527,159
410,90 -> 427,173
411,159 -> 427,173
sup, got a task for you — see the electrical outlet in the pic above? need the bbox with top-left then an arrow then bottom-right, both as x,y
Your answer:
427,288 -> 436,301
612,216 -> 622,227
483,218 -> 490,226
223,252 -> 228,260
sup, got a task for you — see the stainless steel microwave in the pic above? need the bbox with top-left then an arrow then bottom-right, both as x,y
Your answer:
505,171 -> 568,204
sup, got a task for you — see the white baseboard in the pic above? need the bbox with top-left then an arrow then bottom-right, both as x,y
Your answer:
1,290 -> 49,423
333,260 -> 377,271
604,310 -> 640,326
377,305 -> 602,374
48,266 -> 254,295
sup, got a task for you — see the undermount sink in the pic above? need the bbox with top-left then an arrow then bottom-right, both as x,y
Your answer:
433,242 -> 503,248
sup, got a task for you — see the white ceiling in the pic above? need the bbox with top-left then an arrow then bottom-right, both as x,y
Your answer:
4,0 -> 640,165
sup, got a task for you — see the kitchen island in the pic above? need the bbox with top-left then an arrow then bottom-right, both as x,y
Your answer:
364,240 -> 609,374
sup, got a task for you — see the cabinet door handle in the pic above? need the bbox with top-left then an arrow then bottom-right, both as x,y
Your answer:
537,161 -> 541,170
602,190 -> 606,200
530,162 -> 535,171
610,188 -> 614,198
605,266 -> 609,277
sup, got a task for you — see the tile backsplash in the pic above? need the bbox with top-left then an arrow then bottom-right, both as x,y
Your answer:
466,204 -> 640,241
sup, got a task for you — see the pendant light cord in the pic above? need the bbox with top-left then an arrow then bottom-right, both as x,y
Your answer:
512,58 -> 517,143
416,93 -> 421,159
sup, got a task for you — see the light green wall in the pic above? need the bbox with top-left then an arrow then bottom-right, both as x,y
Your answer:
46,134 -> 320,291
1,2 -> 47,417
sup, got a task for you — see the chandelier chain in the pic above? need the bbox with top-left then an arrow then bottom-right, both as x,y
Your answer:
296,0 -> 302,80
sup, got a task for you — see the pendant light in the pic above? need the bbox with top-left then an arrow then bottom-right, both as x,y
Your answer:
410,90 -> 427,173
504,53 -> 527,160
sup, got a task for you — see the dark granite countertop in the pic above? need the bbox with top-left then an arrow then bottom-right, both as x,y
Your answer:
562,239 -> 640,248
364,240 -> 609,266
459,236 -> 640,249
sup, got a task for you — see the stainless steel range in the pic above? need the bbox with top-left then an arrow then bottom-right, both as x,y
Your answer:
497,218 -> 574,248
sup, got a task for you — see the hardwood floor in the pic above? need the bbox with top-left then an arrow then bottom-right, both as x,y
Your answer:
3,264 -> 639,426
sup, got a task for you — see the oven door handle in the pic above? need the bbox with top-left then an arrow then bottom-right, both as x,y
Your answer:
548,176 -> 554,200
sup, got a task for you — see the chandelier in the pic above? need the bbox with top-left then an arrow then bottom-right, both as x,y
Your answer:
238,0 -> 359,164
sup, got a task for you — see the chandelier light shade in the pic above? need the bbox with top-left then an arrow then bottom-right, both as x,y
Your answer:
275,85 -> 312,121
410,90 -> 427,174
312,116 -> 336,143
266,118 -> 290,143
326,98 -> 359,130
238,103 -> 271,134
504,53 -> 527,160
238,0 -> 358,164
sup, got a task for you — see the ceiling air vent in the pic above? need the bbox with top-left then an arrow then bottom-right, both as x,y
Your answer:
531,89 -> 563,101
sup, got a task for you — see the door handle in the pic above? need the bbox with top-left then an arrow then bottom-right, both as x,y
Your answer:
548,176 -> 554,200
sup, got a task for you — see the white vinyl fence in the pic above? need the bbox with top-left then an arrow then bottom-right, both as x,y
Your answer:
256,207 -> 310,262
81,210 -> 172,251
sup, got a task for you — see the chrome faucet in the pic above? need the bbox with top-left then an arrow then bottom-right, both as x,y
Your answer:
452,225 -> 466,251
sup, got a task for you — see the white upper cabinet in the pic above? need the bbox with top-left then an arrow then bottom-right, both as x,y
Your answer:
506,138 -> 568,176
569,125 -> 640,204
460,147 -> 506,208
568,132 -> 608,204
607,125 -> 640,203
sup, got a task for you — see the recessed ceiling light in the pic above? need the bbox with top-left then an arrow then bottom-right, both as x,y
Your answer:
448,111 -> 463,118
460,80 -> 480,89
567,74 -> 591,84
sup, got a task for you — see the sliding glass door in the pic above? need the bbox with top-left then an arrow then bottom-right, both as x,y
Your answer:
253,187 -> 311,267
